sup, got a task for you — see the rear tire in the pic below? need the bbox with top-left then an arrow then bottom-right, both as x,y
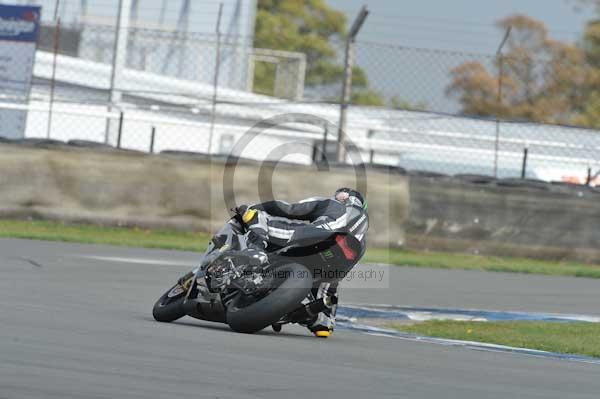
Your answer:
226,263 -> 312,334
153,284 -> 187,322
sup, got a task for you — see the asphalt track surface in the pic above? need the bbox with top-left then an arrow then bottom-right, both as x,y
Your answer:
2,238 -> 600,399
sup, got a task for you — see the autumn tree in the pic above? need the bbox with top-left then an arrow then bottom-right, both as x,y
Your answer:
447,14 -> 600,127
253,0 -> 384,105
575,16 -> 600,125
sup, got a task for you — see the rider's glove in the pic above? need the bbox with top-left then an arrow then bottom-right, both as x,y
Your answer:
244,230 -> 268,266
235,205 -> 248,217
236,205 -> 268,265
235,205 -> 256,221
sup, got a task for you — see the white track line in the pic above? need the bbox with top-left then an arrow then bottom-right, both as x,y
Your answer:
76,255 -> 195,267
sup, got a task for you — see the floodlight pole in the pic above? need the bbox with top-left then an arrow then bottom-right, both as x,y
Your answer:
337,5 -> 368,163
109,0 -> 131,105
105,0 -> 131,143
47,17 -> 60,139
46,0 -> 61,139
80,0 -> 88,22
207,3 -> 223,156
493,26 -> 511,178
159,0 -> 168,26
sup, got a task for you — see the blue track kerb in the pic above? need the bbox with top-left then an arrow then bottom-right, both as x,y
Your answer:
337,304 -> 600,323
336,304 -> 600,365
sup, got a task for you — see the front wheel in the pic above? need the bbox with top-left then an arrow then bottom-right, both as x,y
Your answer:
152,284 -> 187,322
226,263 -> 312,333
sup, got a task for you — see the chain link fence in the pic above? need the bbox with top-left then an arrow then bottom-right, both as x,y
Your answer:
1,17 -> 599,185
351,39 -> 600,185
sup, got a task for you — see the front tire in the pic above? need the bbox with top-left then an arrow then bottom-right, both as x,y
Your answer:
226,263 -> 312,333
153,284 -> 187,322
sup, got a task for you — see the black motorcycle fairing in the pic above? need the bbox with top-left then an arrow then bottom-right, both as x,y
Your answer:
272,231 -> 362,282
155,218 -> 364,330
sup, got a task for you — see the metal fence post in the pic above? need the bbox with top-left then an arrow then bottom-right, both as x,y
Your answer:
337,6 -> 369,164
521,146 -> 529,179
586,167 -> 592,186
109,0 -> 130,105
105,0 -> 131,143
207,3 -> 223,156
116,111 -> 124,148
47,1 -> 61,139
368,129 -> 375,164
149,126 -> 156,153
321,122 -> 328,162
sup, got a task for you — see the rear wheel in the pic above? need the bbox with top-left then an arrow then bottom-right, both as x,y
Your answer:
226,263 -> 312,334
152,284 -> 187,322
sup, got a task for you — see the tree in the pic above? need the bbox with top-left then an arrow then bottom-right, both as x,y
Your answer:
578,18 -> 600,124
446,61 -> 504,117
575,92 -> 600,126
389,96 -> 426,111
253,0 -> 384,105
583,19 -> 600,67
447,14 -> 600,127
351,89 -> 385,107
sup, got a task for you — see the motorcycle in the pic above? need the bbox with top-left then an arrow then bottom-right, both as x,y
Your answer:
152,212 -> 362,334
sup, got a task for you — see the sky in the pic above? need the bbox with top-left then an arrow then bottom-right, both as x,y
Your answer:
328,0 -> 595,53
2,0 -> 597,110
9,0 -> 594,53
325,0 -> 598,111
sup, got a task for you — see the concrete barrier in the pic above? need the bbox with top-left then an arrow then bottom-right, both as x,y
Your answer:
0,144 -> 408,247
2,143 -> 599,262
407,175 -> 600,263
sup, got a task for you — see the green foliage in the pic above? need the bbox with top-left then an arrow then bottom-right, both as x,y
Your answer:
583,19 -> 600,67
0,219 -> 210,252
365,247 -> 600,278
253,0 -> 379,102
575,92 -> 600,127
3,219 -> 600,279
252,62 -> 276,95
389,96 -> 426,111
350,66 -> 368,88
579,19 -> 600,125
448,13 -> 600,128
253,0 -> 346,95
327,87 -> 386,106
351,89 -> 385,106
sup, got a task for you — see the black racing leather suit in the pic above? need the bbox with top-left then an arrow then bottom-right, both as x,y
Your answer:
241,197 -> 369,331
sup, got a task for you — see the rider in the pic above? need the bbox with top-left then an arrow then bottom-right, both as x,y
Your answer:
237,188 -> 369,336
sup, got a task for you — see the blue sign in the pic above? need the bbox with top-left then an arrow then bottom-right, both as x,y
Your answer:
0,4 -> 41,43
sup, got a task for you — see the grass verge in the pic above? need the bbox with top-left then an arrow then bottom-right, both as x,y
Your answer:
1,219 -> 600,278
366,248 -> 600,278
0,219 -> 210,252
388,320 -> 600,358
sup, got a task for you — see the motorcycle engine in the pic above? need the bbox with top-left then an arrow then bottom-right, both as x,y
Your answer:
206,256 -> 239,292
206,256 -> 272,296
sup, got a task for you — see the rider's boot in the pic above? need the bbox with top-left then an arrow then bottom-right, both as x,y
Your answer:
308,304 -> 337,338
